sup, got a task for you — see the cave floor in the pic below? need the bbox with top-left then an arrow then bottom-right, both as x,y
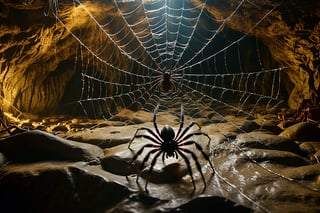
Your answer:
0,109 -> 320,213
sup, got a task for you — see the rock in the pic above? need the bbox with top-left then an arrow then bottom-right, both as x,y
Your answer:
279,122 -> 320,141
102,144 -> 136,176
0,152 -> 6,166
259,121 -> 283,134
107,193 -> 168,213
243,148 -> 310,167
281,164 -> 320,180
211,144 -> 320,213
35,125 -> 47,131
281,120 -> 300,128
110,109 -> 154,124
236,131 -> 302,154
238,120 -> 260,132
299,142 -> 320,155
210,132 -> 229,145
20,122 -> 34,129
69,123 -> 87,130
315,150 -> 320,163
64,123 -> 156,148
51,125 -> 69,132
0,130 -> 104,163
165,195 -> 251,213
0,162 -> 132,213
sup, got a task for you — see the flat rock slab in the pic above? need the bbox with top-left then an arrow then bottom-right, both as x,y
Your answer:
0,130 -> 104,162
63,124 -> 147,148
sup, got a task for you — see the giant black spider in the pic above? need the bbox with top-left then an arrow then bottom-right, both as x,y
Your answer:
128,104 -> 215,192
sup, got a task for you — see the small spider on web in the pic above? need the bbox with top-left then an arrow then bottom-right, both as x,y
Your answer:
148,71 -> 183,94
128,104 -> 214,193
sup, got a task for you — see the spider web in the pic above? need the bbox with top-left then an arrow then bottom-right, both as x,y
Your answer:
52,0 -> 286,122
49,0 -> 319,210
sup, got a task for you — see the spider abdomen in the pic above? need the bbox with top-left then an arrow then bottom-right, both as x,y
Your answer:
160,125 -> 175,141
161,72 -> 172,92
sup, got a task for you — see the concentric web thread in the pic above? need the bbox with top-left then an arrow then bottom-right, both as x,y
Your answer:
50,0 -> 320,210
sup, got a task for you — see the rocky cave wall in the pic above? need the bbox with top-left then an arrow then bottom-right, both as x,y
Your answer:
202,0 -> 320,110
0,0 -> 319,119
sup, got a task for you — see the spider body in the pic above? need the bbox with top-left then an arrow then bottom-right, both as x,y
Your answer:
160,125 -> 178,158
161,72 -> 173,93
128,104 -> 214,192
151,71 -> 182,93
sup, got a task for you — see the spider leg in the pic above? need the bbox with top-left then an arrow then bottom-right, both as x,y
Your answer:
129,144 -> 158,166
170,79 -> 177,93
147,77 -> 162,94
174,104 -> 184,141
128,127 -> 162,148
145,151 -> 163,193
135,148 -> 159,184
175,121 -> 202,142
162,152 -> 166,165
128,134 -> 162,150
178,132 -> 211,145
157,79 -> 163,92
153,104 -> 161,137
181,140 -> 214,172
176,150 -> 196,190
180,148 -> 207,191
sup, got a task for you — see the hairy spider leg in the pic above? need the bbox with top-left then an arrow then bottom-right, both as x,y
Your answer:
180,148 -> 207,191
175,121 -> 205,142
128,127 -> 163,148
177,132 -> 211,145
174,104 -> 185,140
176,150 -> 196,190
144,151 -> 163,192
129,144 -> 157,166
162,153 -> 166,165
168,77 -> 177,93
181,140 -> 214,172
153,104 -> 161,137
135,148 -> 160,185
154,78 -> 164,92
128,130 -> 162,149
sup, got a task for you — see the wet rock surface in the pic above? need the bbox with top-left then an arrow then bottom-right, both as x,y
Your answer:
0,113 -> 320,213
0,130 -> 103,163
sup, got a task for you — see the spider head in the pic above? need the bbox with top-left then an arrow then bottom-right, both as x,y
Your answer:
163,72 -> 171,81
160,125 -> 175,142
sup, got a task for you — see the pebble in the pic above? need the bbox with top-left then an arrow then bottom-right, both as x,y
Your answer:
52,125 -> 69,132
